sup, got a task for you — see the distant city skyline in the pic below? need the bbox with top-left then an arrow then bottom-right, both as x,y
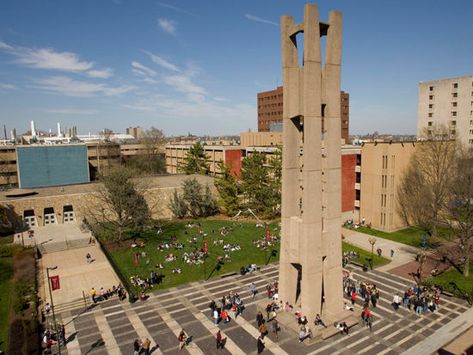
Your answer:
0,0 -> 472,136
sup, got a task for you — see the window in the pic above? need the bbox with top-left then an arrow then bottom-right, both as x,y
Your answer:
429,86 -> 434,91
428,113 -> 433,118
470,130 -> 473,135
429,95 -> 434,100
452,102 -> 457,107
429,104 -> 433,109
428,121 -> 433,126
452,112 -> 457,116
451,121 -> 456,125
453,83 -> 458,89
391,155 -> 395,169
452,93 -> 458,98
451,130 -> 456,135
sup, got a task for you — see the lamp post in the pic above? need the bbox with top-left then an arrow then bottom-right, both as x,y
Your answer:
368,237 -> 377,270
46,266 -> 61,355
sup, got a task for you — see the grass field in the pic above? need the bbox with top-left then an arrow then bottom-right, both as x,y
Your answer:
427,266 -> 473,299
0,257 -> 13,353
104,219 -> 391,293
354,225 -> 452,248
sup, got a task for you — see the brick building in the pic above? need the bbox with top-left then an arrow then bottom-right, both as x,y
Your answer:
257,86 -> 350,143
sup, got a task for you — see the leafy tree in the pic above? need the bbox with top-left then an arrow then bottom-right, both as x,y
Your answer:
214,162 -> 240,216
266,147 -> 282,216
183,177 -> 204,218
168,190 -> 187,219
180,142 -> 210,175
88,167 -> 151,241
241,152 -> 277,218
201,185 -> 219,217
169,178 -> 218,219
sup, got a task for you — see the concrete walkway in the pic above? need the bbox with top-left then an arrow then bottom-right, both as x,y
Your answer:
343,228 -> 420,272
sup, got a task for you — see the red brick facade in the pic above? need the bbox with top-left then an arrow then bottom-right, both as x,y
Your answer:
341,154 -> 356,212
225,150 -> 242,178
257,87 -> 349,143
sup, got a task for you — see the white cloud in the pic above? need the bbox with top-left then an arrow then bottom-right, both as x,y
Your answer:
244,14 -> 279,26
145,51 -> 180,72
0,41 -> 94,71
46,108 -> 98,115
87,68 -> 113,78
163,74 -> 206,96
158,18 -> 177,35
131,61 -> 157,77
156,2 -> 196,16
0,83 -> 17,90
34,76 -> 133,97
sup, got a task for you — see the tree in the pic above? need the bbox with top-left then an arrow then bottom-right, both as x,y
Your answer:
128,127 -> 166,175
180,142 -> 210,175
168,190 -> 187,219
445,147 -> 473,277
240,151 -> 281,218
0,204 -> 23,235
168,178 -> 218,219
88,167 -> 151,241
214,162 -> 240,216
266,147 -> 282,216
397,131 -> 456,238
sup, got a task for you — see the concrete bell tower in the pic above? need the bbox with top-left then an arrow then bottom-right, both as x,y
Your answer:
279,4 -> 344,322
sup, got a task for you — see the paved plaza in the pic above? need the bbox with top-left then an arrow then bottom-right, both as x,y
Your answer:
53,262 -> 470,355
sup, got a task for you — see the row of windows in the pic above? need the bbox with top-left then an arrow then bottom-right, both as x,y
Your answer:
428,110 -> 473,119
429,82 -> 473,91
258,94 -> 283,102
258,111 -> 283,117
258,102 -> 283,109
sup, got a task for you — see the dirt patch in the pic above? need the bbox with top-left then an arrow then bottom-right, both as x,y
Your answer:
12,249 -> 35,284
103,238 -> 145,252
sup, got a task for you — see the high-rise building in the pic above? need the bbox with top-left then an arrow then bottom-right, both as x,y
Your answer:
257,87 -> 350,142
418,75 -> 473,146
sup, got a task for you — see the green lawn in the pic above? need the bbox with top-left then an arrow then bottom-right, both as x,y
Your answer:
0,257 -> 13,353
106,220 -> 281,292
427,266 -> 473,300
104,219 -> 392,293
342,242 -> 390,269
354,225 -> 452,248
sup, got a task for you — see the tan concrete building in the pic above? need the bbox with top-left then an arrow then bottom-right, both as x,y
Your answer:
360,142 -> 415,232
418,75 -> 473,146
0,175 -> 214,228
165,144 -> 242,177
0,145 -> 18,186
126,126 -> 144,139
239,131 -> 282,149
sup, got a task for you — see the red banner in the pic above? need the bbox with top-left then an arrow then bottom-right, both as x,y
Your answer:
134,253 -> 139,266
50,275 -> 60,290
203,241 -> 208,254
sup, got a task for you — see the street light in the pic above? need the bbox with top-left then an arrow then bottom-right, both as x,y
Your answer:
368,237 -> 377,270
46,266 -> 61,355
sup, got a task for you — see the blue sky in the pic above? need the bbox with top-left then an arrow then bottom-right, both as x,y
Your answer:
0,0 -> 472,137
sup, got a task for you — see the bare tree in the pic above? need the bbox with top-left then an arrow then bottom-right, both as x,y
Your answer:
444,147 -> 473,277
87,166 -> 151,241
397,128 -> 456,238
138,127 -> 166,174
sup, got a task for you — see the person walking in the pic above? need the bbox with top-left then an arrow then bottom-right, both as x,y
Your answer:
141,337 -> 151,355
133,339 -> 141,355
257,335 -> 265,354
178,329 -> 188,351
250,282 -> 258,298
390,249 -> 394,258
272,319 -> 280,340
216,330 -> 224,349
351,289 -> 357,305
256,311 -> 264,327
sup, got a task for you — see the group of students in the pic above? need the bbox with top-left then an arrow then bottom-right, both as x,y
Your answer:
209,290 -> 245,324
392,285 -> 441,315
89,284 -> 127,303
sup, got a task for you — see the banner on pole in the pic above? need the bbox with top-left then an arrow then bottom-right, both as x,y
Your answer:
50,275 -> 60,290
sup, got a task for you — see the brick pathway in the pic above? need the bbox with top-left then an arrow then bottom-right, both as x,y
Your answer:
53,263 -> 469,355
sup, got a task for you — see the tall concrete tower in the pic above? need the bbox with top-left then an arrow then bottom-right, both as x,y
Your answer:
279,4 -> 344,322
31,120 -> 37,138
